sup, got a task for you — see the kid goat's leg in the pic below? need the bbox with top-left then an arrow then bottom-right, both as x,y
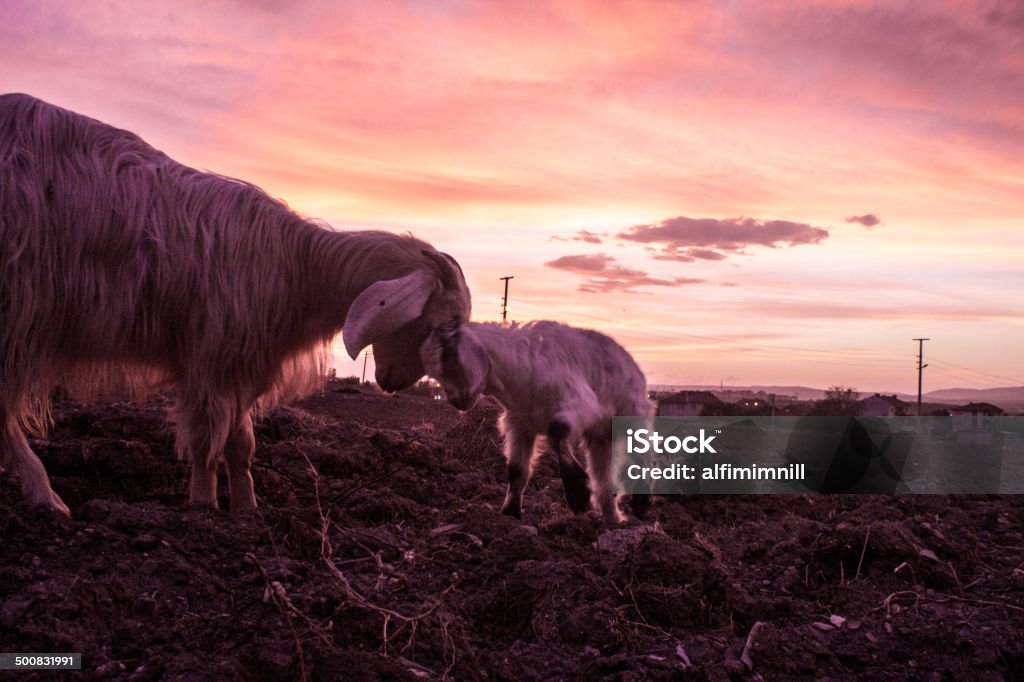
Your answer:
548,418 -> 591,514
585,426 -> 625,524
500,422 -> 536,519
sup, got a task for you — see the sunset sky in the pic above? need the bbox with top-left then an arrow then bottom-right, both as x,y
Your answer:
3,0 -> 1022,393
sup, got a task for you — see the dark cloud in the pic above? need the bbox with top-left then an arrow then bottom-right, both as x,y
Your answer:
545,253 -> 703,293
618,216 -> 829,261
845,213 -> 881,228
550,229 -> 605,244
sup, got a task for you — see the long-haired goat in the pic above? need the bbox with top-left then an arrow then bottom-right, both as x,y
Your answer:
0,93 -> 471,516
421,320 -> 654,523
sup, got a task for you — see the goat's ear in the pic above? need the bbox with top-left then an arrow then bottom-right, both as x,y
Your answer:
343,271 -> 436,359
421,249 -> 464,290
456,328 -> 490,398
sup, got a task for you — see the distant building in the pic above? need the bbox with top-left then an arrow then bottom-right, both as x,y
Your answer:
657,390 -> 723,417
951,402 -> 1005,417
859,394 -> 909,417
950,402 -> 1005,445
950,402 -> 1004,437
715,389 -> 795,404
733,397 -> 775,415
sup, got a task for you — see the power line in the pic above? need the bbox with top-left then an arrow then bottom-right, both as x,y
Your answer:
513,301 -> 900,360
928,356 -> 1024,386
509,301 -> 1021,388
928,364 -> 1007,389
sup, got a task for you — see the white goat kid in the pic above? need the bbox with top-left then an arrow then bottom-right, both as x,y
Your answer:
0,93 -> 471,517
421,321 -> 654,523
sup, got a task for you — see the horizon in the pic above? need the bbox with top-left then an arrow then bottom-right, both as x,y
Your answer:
3,1 -> 1023,394
647,383 -> 1024,401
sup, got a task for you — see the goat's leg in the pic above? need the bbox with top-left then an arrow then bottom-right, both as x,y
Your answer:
0,415 -> 70,517
585,429 -> 624,524
500,426 -> 536,519
224,411 -> 257,513
188,449 -> 219,509
630,488 -> 652,519
549,419 -> 591,514
621,426 -> 652,519
175,394 -> 233,509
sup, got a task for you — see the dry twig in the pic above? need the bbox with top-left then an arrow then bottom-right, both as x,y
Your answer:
246,552 -> 308,682
740,621 -> 766,671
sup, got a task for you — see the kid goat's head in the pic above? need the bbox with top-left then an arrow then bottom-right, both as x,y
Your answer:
419,321 -> 489,411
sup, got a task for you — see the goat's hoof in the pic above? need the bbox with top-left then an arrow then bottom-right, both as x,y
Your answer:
565,490 -> 592,515
630,493 -> 652,519
31,492 -> 71,519
36,502 -> 71,521
50,498 -> 71,519
561,472 -> 592,514
500,503 -> 522,519
602,510 -> 626,525
229,500 -> 258,515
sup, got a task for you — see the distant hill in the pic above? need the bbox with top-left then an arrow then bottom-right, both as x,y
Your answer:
924,386 -> 1024,402
654,385 -> 1024,412
923,387 -> 1024,412
657,385 -> 828,401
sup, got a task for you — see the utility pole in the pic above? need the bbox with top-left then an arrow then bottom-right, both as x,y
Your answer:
499,276 -> 514,323
913,338 -> 929,416
361,349 -> 372,383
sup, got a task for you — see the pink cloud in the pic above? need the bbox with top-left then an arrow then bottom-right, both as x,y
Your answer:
550,229 -> 605,244
845,214 -> 881,228
653,247 -> 729,263
619,216 -> 829,262
545,253 -> 703,293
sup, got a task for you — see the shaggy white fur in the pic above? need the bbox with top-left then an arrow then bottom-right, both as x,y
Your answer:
0,94 -> 471,516
422,320 -> 653,523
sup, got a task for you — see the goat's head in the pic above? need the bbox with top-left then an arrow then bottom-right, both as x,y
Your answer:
419,321 -> 489,411
343,248 -> 472,392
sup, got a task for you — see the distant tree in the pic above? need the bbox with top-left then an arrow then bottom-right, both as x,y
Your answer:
328,375 -> 364,394
782,402 -> 814,416
811,385 -> 861,416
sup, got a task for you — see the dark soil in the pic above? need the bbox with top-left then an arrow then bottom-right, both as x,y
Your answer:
2,387 -> 1023,680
